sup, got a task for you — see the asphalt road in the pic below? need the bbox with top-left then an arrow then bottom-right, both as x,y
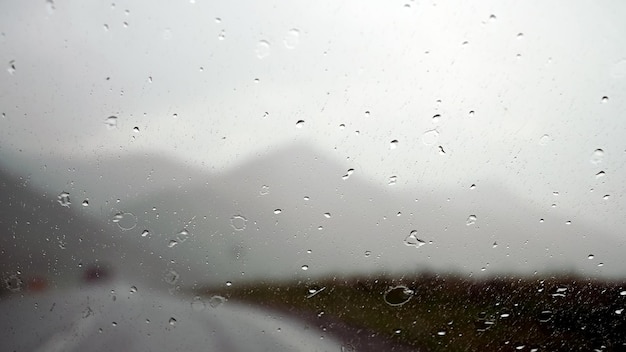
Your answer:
1,281 -> 347,352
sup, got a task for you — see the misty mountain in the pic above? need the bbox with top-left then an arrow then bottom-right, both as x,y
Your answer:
2,143 -> 624,290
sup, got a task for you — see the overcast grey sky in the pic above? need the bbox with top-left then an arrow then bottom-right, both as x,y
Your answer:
1,0 -> 626,282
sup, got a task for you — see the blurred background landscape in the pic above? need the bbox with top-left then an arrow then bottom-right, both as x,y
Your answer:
2,0 -> 626,350
2,144 -> 625,290
2,147 -> 626,350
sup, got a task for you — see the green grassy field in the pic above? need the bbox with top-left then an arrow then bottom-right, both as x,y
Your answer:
197,273 -> 626,351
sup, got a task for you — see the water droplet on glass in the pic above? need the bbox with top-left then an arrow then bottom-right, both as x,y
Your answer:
590,149 -> 604,164
284,28 -> 300,49
364,110 -> 371,117
517,32 -> 524,39
260,185 -> 270,195
274,209 -> 282,214
306,286 -> 326,298
173,229 -> 189,244
422,129 -> 439,146
598,262 -> 604,267
57,192 -> 71,207
303,196 -> 310,201
603,194 -> 610,200
82,199 -> 89,207
296,119 -> 305,128
595,170 -> 606,179
255,40 -> 271,59
489,14 -> 497,22
384,285 -> 414,306
141,229 -> 150,237
112,212 -> 137,230
133,126 -> 139,133
105,116 -> 118,129
492,242 -> 498,248
208,295 -> 227,308
218,29 -> 225,40
616,309 -> 624,315
342,168 -> 354,180
432,114 -> 440,124
390,140 -> 399,150
323,212 -> 331,218
103,24 -> 109,31
129,286 -> 137,294
404,230 -> 425,248
466,215 -> 477,226
364,250 -> 371,257
601,96 -> 609,103
168,317 -> 177,326
388,175 -> 397,185
168,239 -> 179,248
539,310 -> 552,323
339,123 -> 345,130
4,275 -> 23,292
468,110 -> 475,118
470,184 -> 476,190
225,281 -> 232,287
164,270 -> 179,285
191,296 -> 206,311
341,344 -> 357,352
301,265 -> 309,271
539,134 -> 551,146
7,60 -> 16,75
230,215 -> 247,231
588,254 -> 594,260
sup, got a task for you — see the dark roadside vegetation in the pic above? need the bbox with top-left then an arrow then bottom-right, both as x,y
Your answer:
196,273 -> 626,351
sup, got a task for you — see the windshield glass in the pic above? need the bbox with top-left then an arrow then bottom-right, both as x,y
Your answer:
1,1 -> 625,351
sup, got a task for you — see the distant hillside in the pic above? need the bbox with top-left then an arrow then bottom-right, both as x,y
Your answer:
0,168 -> 170,292
1,143 -> 624,292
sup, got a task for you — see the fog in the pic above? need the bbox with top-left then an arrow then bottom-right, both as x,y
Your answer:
1,0 -> 626,289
